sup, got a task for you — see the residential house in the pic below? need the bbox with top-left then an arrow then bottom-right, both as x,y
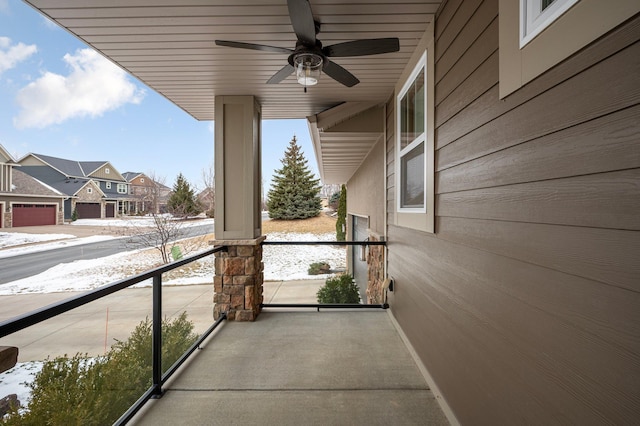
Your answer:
0,145 -> 66,228
122,172 -> 171,214
22,0 -> 640,424
18,153 -> 131,220
196,187 -> 214,214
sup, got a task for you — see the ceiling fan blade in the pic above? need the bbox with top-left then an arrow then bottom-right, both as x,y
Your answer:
323,60 -> 359,87
287,0 -> 316,45
215,40 -> 293,54
323,38 -> 400,57
267,64 -> 295,84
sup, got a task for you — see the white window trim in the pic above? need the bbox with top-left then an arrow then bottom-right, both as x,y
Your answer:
105,168 -> 110,174
520,0 -> 580,48
87,187 -> 93,194
106,181 -> 111,189
396,51 -> 427,214
500,0 -> 639,98
117,183 -> 127,194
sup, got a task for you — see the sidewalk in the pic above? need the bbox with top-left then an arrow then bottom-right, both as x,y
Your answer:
0,280 -> 325,362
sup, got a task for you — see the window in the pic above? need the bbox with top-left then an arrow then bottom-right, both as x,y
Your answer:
87,187 -> 93,194
105,168 -> 110,174
501,0 -> 638,97
140,178 -> 145,183
520,0 -> 579,47
117,183 -> 127,194
397,52 -> 426,212
106,182 -> 111,189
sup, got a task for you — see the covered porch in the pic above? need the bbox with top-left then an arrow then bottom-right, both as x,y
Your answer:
133,310 -> 448,425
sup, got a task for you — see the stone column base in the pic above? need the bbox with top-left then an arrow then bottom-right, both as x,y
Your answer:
366,234 -> 386,304
213,236 -> 265,321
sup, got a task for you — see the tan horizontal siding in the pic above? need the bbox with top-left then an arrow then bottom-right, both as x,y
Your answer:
437,105 -> 640,192
437,169 -> 640,230
436,216 -> 640,291
386,0 -> 640,423
388,224 -> 640,425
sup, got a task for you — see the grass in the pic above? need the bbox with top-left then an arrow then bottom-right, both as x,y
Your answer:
262,213 -> 337,234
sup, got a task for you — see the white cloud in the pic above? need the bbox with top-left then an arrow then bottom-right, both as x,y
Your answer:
0,36 -> 37,75
13,48 -> 145,129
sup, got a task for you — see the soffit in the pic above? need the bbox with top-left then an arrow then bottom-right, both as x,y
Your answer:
309,101 -> 384,184
24,0 -> 440,121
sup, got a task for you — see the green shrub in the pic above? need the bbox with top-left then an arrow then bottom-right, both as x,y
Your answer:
71,209 -> 78,221
308,262 -> 330,275
317,274 -> 360,304
1,313 -> 197,425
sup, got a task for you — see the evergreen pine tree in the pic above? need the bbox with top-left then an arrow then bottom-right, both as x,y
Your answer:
267,135 -> 322,220
167,173 -> 202,217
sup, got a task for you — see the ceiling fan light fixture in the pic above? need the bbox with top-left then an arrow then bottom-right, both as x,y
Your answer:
294,53 -> 323,87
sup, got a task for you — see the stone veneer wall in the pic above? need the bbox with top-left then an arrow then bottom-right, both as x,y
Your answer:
366,234 -> 385,304
2,211 -> 11,228
213,237 -> 265,321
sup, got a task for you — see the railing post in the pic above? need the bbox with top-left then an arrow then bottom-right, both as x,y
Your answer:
151,274 -> 163,397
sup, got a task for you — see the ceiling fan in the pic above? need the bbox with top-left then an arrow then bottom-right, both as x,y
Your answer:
215,0 -> 400,91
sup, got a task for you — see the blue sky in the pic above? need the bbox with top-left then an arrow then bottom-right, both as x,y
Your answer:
0,0 -> 318,194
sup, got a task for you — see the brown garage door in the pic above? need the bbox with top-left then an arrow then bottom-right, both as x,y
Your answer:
75,203 -> 101,219
13,204 -> 56,227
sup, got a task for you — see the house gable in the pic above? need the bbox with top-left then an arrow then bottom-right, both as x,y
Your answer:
0,144 -> 17,193
84,161 -> 126,181
74,180 -> 105,201
0,145 -> 15,164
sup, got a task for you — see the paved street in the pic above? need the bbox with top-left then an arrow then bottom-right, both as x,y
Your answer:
0,223 -> 213,284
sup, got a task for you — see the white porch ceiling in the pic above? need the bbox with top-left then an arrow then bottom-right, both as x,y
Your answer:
25,0 -> 440,184
25,0 -> 440,121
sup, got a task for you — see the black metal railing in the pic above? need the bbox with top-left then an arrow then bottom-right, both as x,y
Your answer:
260,240 -> 388,310
0,245 -> 227,425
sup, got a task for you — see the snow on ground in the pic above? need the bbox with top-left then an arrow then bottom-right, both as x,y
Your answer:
263,232 -> 346,281
0,229 -> 345,407
0,232 -> 76,248
0,217 -> 213,259
0,361 -> 42,408
71,217 -> 214,228
0,232 -> 116,258
0,232 -> 344,296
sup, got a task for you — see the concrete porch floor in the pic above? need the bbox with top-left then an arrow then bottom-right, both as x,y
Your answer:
131,309 -> 449,425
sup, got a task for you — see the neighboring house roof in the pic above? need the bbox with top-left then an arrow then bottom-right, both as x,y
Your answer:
0,144 -> 18,164
1,169 -> 65,197
25,153 -> 125,181
79,161 -> 109,176
47,178 -> 92,196
122,171 -> 143,181
29,153 -> 86,177
197,188 -> 214,199
123,171 -> 171,192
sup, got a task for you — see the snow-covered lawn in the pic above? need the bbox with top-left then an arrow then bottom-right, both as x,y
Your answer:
71,217 -> 214,229
0,234 -> 116,259
0,227 -> 345,407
